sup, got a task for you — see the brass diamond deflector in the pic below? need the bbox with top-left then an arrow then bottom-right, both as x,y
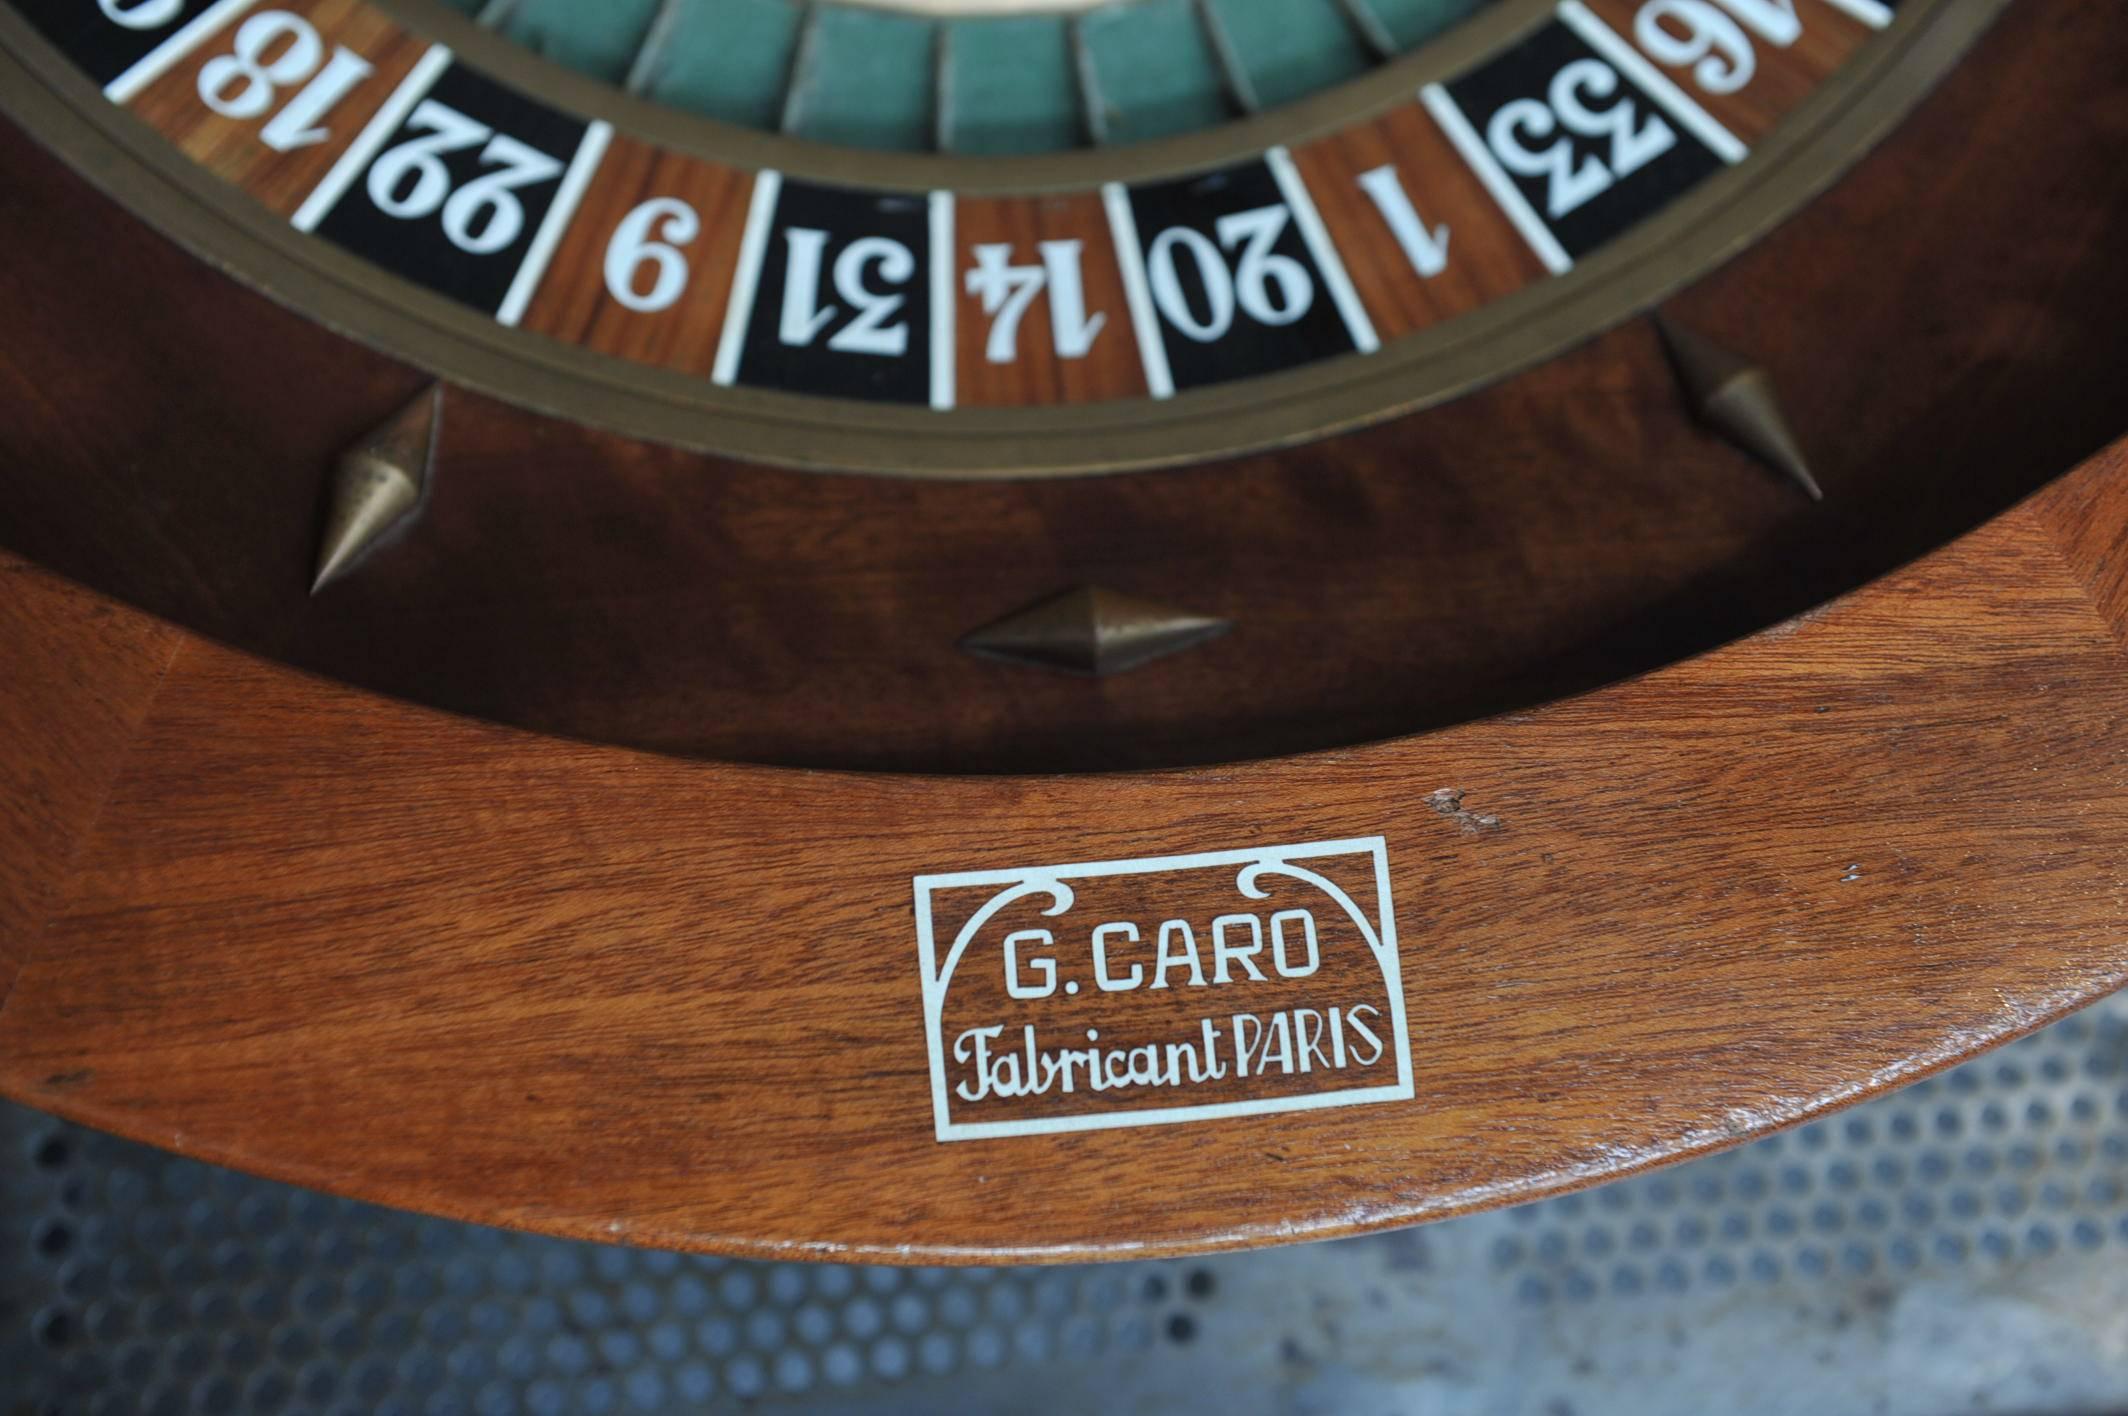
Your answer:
1655,314 -> 1823,503
312,386 -> 442,594
962,587 -> 1230,677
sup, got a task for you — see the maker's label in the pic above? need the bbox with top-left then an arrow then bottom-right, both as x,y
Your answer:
914,837 -> 1412,1142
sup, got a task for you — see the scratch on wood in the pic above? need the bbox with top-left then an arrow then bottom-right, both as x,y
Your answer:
1425,788 -> 1503,834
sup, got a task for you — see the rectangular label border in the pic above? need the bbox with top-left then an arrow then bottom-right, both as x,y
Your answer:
914,835 -> 1413,1143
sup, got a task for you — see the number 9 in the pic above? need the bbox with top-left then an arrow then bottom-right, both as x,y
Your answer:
1634,0 -> 1757,95
603,198 -> 700,314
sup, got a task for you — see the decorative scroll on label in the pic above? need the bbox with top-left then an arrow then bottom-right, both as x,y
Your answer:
914,837 -> 1412,1142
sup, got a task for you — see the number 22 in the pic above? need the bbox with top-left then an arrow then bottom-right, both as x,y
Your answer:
365,101 -> 563,255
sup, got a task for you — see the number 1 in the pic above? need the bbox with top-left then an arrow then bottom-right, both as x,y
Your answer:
1356,166 -> 1451,279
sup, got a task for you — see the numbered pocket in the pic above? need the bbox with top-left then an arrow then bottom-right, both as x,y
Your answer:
727,177 -> 933,405
1118,159 -> 1365,394
299,58 -> 594,317
1439,17 -> 1727,261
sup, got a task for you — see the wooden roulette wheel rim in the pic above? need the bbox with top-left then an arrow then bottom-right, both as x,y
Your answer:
1,0 -> 2126,1261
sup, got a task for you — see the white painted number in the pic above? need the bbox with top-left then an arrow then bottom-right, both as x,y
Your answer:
368,101 -> 482,221
1355,166 -> 1451,279
602,197 -> 699,313
98,0 -> 183,29
198,12 -> 373,152
963,241 -> 1105,365
1632,0 -> 1802,96
778,229 -> 914,356
1710,0 -> 1800,44
366,100 -> 564,255
1146,203 -> 1314,344
1486,59 -> 1676,219
1146,228 -> 1228,341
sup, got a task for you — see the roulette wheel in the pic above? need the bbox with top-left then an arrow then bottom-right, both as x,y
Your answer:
1,0 -> 2126,1262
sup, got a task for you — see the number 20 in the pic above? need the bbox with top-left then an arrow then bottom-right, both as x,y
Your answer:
1486,59 -> 1676,218
1146,204 -> 1314,344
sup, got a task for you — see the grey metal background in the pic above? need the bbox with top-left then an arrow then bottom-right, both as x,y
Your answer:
8,990 -> 2128,1415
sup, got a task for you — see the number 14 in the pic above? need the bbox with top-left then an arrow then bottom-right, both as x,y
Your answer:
964,241 -> 1106,365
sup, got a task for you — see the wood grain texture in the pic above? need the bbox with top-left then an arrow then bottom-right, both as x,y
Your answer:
0,561 -> 182,1012
0,0 -> 2123,1263
953,192 -> 1146,406
2,437 -> 2128,1260
123,0 -> 428,218
2033,463 -> 2128,656
517,137 -> 753,376
1293,100 -> 1551,342
1,0 -> 2121,777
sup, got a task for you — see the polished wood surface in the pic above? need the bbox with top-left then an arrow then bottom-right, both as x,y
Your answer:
519,133 -> 754,375
0,1 -> 2125,1261
953,191 -> 1147,406
2,438 -> 2128,1259
0,1 -> 2122,773
126,0 -> 429,217
1291,100 -> 1549,340
0,561 -> 182,1014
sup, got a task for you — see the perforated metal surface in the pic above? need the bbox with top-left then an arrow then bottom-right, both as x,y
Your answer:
9,991 -> 2128,1414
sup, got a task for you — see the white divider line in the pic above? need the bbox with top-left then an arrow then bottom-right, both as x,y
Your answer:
1100,181 -> 1175,400
496,120 -> 611,328
711,168 -> 781,386
1558,0 -> 1748,166
1420,83 -> 1572,276
104,0 -> 257,104
928,189 -> 955,411
1266,145 -> 1379,356
1821,0 -> 1894,29
290,44 -> 451,233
